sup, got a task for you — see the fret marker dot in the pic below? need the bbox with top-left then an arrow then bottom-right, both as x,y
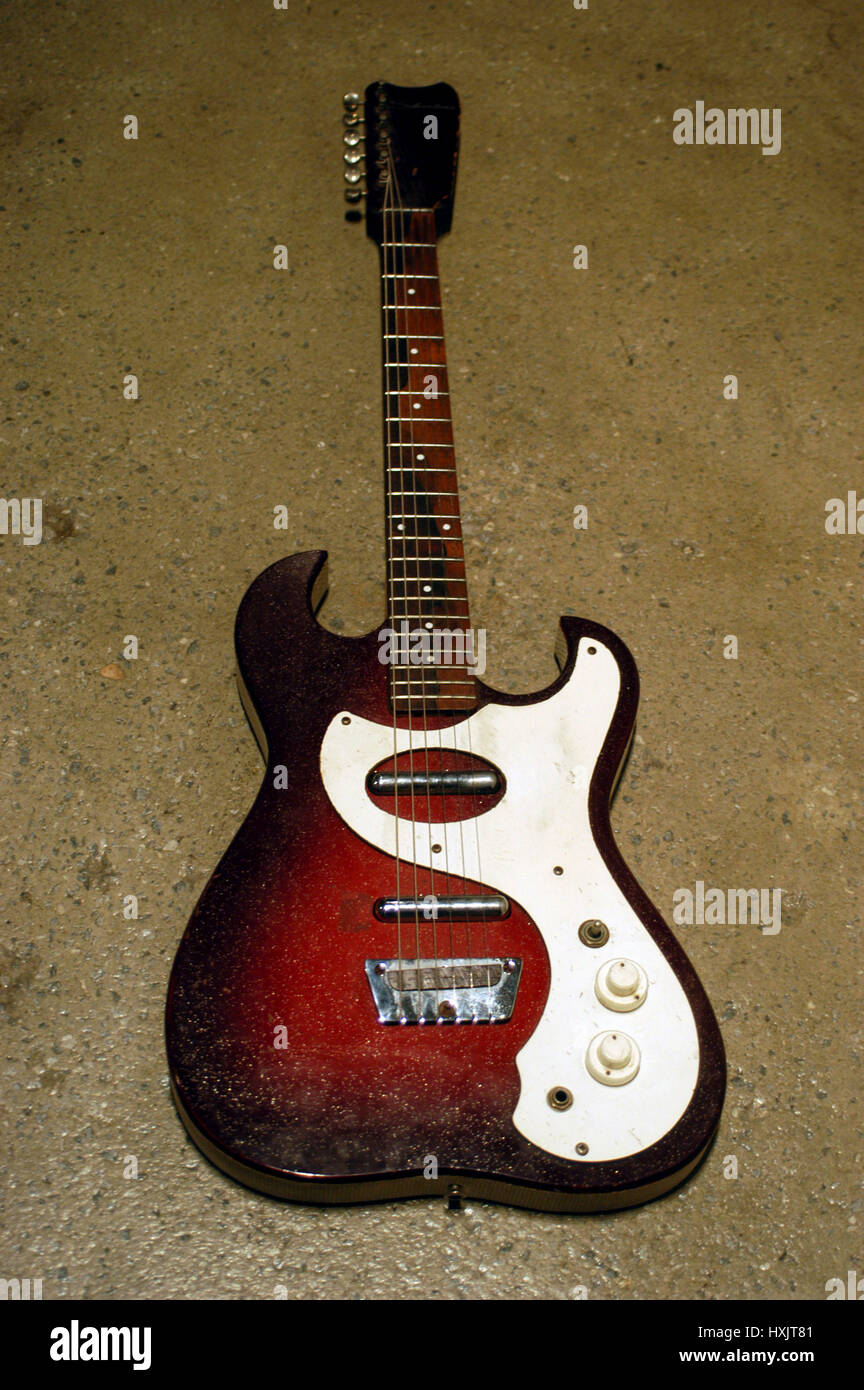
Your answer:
417,453 -> 425,461
408,288 -> 416,295
410,348 -> 418,355
422,584 -> 432,593
442,523 -> 451,531
413,403 -> 421,409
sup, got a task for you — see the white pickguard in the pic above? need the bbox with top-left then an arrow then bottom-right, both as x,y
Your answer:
319,637 -> 699,1163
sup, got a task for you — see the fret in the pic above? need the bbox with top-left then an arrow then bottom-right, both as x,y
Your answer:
389,566 -> 464,574
387,389 -> 450,397
389,516 -> 460,523
388,579 -> 468,588
390,681 -> 478,690
392,702 -> 477,710
382,273 -> 439,280
383,333 -> 443,340
389,666 -> 475,674
390,555 -> 462,562
387,490 -> 457,497
390,693 -> 477,700
381,241 -> 436,247
392,701 -> 477,709
384,361 -> 444,368
390,670 -> 477,680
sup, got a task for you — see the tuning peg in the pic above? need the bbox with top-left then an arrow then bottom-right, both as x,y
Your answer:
342,94 -> 364,212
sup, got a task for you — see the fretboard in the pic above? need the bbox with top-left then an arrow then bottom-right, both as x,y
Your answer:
379,209 -> 477,716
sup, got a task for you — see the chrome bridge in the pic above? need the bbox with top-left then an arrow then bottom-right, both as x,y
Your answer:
365,956 -> 522,1024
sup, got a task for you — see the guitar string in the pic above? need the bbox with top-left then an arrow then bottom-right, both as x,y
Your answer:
384,164 -> 425,1008
421,209 -> 477,988
384,137 -> 490,1017
386,146 -> 433,1011
425,212 -> 465,990
381,163 -> 404,992
395,197 -> 480,1003
391,187 -> 487,1006
390,163 -> 443,1019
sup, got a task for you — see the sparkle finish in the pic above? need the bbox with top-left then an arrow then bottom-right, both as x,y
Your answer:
165,550 -> 726,1211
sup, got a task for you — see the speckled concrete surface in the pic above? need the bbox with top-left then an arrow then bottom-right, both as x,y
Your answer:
1,0 -> 861,1300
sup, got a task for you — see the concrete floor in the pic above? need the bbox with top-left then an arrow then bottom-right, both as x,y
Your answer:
1,0 -> 861,1300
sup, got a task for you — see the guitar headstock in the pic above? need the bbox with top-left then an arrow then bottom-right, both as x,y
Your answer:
342,82 -> 460,240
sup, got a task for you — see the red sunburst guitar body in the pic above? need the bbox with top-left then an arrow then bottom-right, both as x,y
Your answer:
166,82 -> 725,1212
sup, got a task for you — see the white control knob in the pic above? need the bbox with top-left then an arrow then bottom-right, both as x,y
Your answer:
607,960 -> 639,995
598,1033 -> 632,1068
586,1030 -> 640,1086
594,956 -> 648,1012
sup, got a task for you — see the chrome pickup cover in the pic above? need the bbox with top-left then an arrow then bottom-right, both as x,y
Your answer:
367,769 -> 501,795
373,894 -> 509,923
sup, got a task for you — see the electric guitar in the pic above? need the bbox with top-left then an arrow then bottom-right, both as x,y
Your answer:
165,81 -> 725,1212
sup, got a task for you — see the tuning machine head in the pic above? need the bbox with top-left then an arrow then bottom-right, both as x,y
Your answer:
342,92 -> 365,206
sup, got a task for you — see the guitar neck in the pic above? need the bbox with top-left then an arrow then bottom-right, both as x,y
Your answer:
379,208 -> 477,714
